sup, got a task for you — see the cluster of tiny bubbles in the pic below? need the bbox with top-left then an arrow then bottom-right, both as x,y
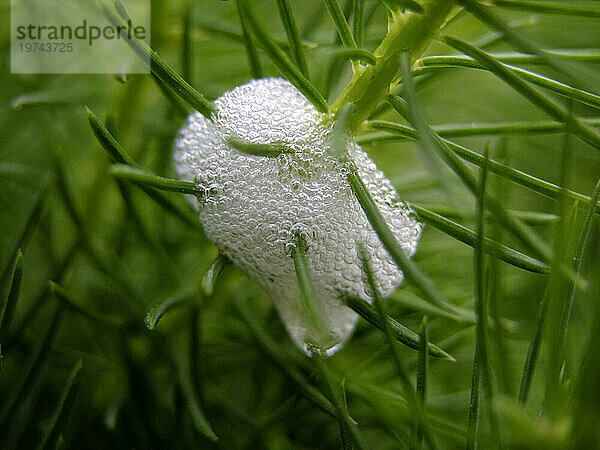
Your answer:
173,78 -> 422,356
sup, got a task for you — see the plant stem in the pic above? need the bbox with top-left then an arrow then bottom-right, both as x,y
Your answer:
332,0 -> 458,131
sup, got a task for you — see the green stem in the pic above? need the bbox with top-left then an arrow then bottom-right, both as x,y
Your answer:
332,0 -> 458,131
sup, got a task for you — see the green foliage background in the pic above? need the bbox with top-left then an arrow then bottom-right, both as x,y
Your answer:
1,0 -> 600,448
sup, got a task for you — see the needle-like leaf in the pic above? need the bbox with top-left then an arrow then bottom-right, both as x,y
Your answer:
145,288 -> 195,330
411,204 -> 549,273
237,0 -> 329,114
97,0 -> 215,119
312,354 -> 367,450
343,295 -> 455,359
276,0 -> 310,78
36,360 -> 82,450
235,0 -> 263,79
232,294 -> 336,418
363,120 -> 600,213
443,36 -> 600,151
492,0 -> 600,18
291,233 -> 329,351
359,249 -> 437,450
86,107 -> 203,231
200,254 -> 230,299
413,55 -> 600,111
227,138 -> 295,157
0,250 -> 23,367
322,0 -> 357,49
396,54 -> 554,262
110,164 -> 204,197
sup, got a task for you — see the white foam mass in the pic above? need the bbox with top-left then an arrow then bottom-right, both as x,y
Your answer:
174,78 -> 422,355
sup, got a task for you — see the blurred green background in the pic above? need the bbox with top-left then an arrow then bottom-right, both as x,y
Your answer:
1,0 -> 600,448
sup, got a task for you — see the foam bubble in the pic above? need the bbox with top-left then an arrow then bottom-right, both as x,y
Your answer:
174,78 -> 422,355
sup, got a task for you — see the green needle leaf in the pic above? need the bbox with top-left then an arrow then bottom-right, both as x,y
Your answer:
0,250 -> 23,367
145,288 -> 195,330
235,0 -> 263,79
413,55 -> 600,111
353,0 -> 364,49
50,282 -> 128,328
227,138 -> 295,157
343,295 -> 454,359
97,0 -> 215,119
200,254 -> 230,299
443,36 -> 600,151
232,294 -> 337,418
369,117 -> 600,139
86,107 -> 203,231
237,0 -> 329,114
457,0 -> 600,96
328,48 -> 377,65
415,317 -> 428,450
393,59 -> 553,262
312,354 -> 367,450
0,305 -> 63,429
291,233 -> 329,352
359,249 -> 437,450
110,164 -> 204,197
322,0 -> 357,49
379,0 -> 424,14
333,104 -> 464,319
36,360 -> 82,450
276,0 -> 310,78
411,204 -> 549,273
364,120 -> 600,212
492,0 -> 600,18
178,361 -> 218,441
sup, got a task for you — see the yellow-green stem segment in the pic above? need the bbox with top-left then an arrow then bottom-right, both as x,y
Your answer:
332,0 -> 458,132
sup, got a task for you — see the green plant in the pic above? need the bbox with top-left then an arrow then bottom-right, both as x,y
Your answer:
1,0 -> 599,448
